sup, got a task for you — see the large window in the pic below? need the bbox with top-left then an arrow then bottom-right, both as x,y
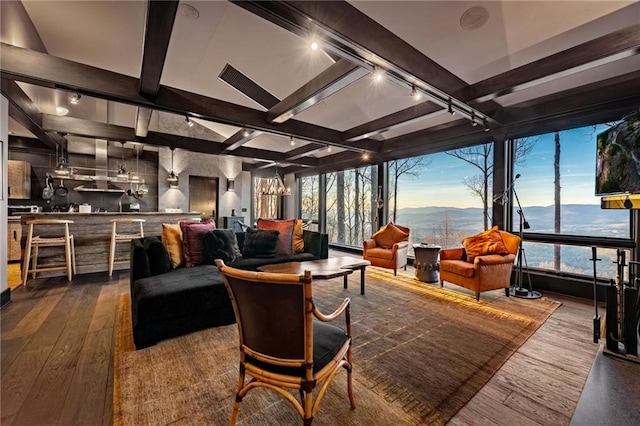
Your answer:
300,175 -> 320,231
389,146 -> 494,251
326,166 -> 377,247
512,124 -> 631,278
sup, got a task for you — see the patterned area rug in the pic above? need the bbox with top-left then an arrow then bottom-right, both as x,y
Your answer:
114,268 -> 560,425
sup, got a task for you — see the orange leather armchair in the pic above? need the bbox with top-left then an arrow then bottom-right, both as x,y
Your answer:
439,230 -> 521,301
363,224 -> 410,276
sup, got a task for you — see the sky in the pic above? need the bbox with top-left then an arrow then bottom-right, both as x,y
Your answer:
396,123 -> 611,209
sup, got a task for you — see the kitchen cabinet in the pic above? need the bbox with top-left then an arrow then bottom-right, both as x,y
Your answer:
8,221 -> 22,262
8,160 -> 31,199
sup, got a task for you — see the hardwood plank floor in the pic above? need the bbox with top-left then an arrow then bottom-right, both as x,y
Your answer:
1,267 -> 600,425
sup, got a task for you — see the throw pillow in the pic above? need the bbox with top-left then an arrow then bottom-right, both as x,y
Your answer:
462,226 -> 510,263
372,222 -> 409,249
242,228 -> 279,258
202,229 -> 243,264
162,223 -> 184,268
181,219 -> 217,267
257,218 -> 297,255
294,219 -> 304,253
143,238 -> 172,276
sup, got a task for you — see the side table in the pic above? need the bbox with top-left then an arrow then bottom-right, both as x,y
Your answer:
413,244 -> 440,283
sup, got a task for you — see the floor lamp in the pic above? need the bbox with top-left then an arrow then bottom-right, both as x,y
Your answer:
509,176 -> 542,299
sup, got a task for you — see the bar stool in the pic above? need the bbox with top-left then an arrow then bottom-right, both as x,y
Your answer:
109,218 -> 145,276
22,219 -> 76,287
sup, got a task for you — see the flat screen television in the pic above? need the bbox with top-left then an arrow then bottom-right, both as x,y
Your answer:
595,113 -> 640,196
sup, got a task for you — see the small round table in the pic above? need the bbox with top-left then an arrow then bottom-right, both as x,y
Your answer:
413,244 -> 441,283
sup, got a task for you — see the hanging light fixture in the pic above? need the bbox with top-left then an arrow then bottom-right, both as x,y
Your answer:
130,145 -> 141,182
117,142 -> 129,178
54,143 -> 70,176
168,147 -> 179,188
273,166 -> 290,196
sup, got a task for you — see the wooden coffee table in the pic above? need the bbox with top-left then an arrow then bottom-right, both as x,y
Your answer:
257,256 -> 371,295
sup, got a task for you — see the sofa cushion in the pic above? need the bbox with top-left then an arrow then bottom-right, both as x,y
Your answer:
364,246 -> 395,260
181,219 -> 216,267
439,259 -> 476,278
257,218 -> 297,255
202,229 -> 242,264
373,222 -> 408,249
242,228 -> 279,258
162,223 -> 183,268
144,238 -> 172,276
132,265 -> 230,324
462,226 -> 509,263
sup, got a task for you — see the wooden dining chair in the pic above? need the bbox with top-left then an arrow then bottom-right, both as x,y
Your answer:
215,260 -> 355,425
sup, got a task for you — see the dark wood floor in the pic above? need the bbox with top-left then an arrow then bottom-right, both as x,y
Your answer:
1,268 -> 599,426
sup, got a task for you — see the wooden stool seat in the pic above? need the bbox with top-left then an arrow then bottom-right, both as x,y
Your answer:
22,219 -> 76,287
109,218 -> 145,276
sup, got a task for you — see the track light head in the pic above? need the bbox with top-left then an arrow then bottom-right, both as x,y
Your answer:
471,111 -> 478,126
447,99 -> 455,115
289,136 -> 295,146
185,116 -> 194,127
411,85 -> 421,100
68,92 -> 81,105
373,66 -> 384,82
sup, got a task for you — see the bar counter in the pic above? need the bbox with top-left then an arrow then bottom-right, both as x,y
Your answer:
20,212 -> 203,277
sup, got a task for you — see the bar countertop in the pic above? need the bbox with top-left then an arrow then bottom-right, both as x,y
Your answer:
19,212 -> 203,277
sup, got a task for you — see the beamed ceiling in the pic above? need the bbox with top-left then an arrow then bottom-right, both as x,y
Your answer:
2,0 -> 640,177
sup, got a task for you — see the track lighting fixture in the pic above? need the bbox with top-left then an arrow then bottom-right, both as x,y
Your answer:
470,112 -> 478,126
243,129 -> 250,137
447,99 -> 455,115
289,136 -> 295,146
373,66 -> 384,82
327,145 -> 332,153
185,116 -> 194,127
411,85 -> 421,100
483,118 -> 490,132
167,147 -> 179,188
68,92 -> 81,105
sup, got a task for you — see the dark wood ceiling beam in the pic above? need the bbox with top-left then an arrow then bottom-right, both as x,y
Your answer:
40,114 -> 319,166
222,128 -> 262,152
139,0 -> 179,96
1,43 -> 378,152
284,143 -> 325,160
136,1 -> 179,137
267,59 -> 368,123
463,24 -> 640,103
1,78 -> 62,149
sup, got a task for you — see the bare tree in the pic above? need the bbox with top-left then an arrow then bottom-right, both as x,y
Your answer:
446,139 -> 536,230
388,156 -> 430,223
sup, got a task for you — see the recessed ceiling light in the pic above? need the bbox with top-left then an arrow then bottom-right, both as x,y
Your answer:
56,106 -> 69,116
179,3 -> 200,21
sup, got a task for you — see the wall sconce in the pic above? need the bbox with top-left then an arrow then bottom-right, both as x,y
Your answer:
227,178 -> 235,192
168,147 -> 179,188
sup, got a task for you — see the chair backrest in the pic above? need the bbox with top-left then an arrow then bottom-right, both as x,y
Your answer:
395,224 -> 410,241
216,260 -> 313,366
499,230 -> 521,255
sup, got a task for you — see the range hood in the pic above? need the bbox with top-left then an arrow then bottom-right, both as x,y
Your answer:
72,139 -> 126,193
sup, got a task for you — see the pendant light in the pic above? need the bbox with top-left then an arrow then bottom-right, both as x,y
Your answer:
168,147 -> 179,188
117,142 -> 129,178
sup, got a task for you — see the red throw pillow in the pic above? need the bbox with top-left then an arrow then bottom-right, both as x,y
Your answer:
257,218 -> 297,255
462,226 -> 510,263
372,222 -> 409,249
180,219 -> 216,267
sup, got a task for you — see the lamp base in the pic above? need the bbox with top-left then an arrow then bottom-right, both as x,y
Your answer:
510,287 -> 542,299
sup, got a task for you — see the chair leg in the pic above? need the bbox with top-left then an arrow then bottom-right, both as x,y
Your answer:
303,391 -> 313,425
71,235 -> 77,275
505,288 -> 510,297
346,349 -> 355,409
109,224 -> 117,277
22,226 -> 34,288
32,245 -> 39,279
393,269 -> 397,276
229,368 -> 245,426
65,237 -> 73,281
475,291 -> 480,301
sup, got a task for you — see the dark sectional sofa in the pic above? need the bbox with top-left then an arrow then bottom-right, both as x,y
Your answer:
130,230 -> 328,349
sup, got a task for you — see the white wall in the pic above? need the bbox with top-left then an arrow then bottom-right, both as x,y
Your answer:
1,96 -> 9,297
